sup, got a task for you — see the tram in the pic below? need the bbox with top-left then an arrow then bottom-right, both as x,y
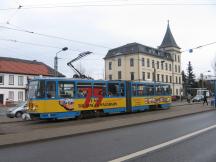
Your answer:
27,77 -> 172,120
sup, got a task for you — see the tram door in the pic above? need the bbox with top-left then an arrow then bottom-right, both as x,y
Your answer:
126,81 -> 132,112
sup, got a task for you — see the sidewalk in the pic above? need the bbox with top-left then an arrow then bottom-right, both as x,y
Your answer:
0,103 -> 215,147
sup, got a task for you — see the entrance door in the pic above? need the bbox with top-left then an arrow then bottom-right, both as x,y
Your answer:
0,94 -> 3,104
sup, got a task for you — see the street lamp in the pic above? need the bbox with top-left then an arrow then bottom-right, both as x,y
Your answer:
54,47 -> 68,77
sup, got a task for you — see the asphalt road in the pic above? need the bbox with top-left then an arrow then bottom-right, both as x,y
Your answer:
128,128 -> 216,162
1,111 -> 216,162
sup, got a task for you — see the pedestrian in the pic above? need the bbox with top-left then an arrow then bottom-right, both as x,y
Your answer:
203,94 -> 208,105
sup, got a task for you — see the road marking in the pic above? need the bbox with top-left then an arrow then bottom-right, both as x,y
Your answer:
109,124 -> 216,162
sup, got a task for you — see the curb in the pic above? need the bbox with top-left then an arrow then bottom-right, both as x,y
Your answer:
0,108 -> 215,148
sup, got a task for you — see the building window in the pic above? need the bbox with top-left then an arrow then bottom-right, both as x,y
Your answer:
152,60 -> 155,68
169,64 -> 172,71
161,75 -> 164,82
0,75 -> 4,85
176,76 -> 178,84
176,89 -> 178,95
8,91 -> 14,100
147,72 -> 150,79
18,91 -> 23,101
152,72 -> 155,81
161,62 -> 164,70
170,76 -> 172,83
157,61 -> 159,69
178,65 -> 180,73
142,58 -> 145,66
147,58 -> 150,67
9,75 -> 14,85
142,72 -> 145,80
179,77 -> 181,84
166,75 -> 168,83
18,76 -> 24,86
175,65 -> 177,72
109,62 -> 112,70
178,55 -> 180,62
130,58 -> 134,67
109,75 -> 112,80
118,71 -> 121,80
118,58 -> 121,66
157,74 -> 160,82
165,63 -> 168,70
130,72 -> 134,80
175,54 -> 177,61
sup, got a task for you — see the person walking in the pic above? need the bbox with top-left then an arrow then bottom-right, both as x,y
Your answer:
203,94 -> 208,105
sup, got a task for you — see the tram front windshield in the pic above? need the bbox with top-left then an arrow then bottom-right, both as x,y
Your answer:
28,80 -> 45,99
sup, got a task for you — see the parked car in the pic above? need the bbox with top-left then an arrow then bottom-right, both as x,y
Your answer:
6,101 -> 27,118
192,95 -> 204,102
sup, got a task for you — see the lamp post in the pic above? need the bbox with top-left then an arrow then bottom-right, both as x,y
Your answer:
54,47 -> 68,77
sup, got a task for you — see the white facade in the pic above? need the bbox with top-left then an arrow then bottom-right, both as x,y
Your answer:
105,51 -> 182,96
0,73 -> 34,105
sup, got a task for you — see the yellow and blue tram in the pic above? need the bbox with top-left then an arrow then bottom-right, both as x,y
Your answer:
27,77 -> 172,119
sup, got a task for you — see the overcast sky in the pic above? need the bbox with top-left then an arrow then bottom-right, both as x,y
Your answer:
0,0 -> 216,79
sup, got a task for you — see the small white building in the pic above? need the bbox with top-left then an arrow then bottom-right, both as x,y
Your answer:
0,57 -> 64,105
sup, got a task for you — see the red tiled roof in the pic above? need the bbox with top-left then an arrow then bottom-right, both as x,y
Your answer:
0,57 -> 65,77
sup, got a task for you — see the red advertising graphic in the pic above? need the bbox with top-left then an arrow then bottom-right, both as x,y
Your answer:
78,87 -> 104,108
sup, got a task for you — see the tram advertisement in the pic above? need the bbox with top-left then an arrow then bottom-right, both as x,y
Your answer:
132,96 -> 171,107
59,87 -> 126,111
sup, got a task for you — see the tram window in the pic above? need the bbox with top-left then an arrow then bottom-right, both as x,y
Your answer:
58,81 -> 74,98
132,85 -> 136,96
120,83 -> 125,96
77,83 -> 92,98
36,81 -> 45,98
46,81 -> 56,98
137,84 -> 145,96
146,86 -> 154,96
161,86 -> 165,95
155,86 -> 162,95
93,83 -> 106,97
29,80 -> 45,99
108,83 -> 119,97
163,85 -> 171,95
